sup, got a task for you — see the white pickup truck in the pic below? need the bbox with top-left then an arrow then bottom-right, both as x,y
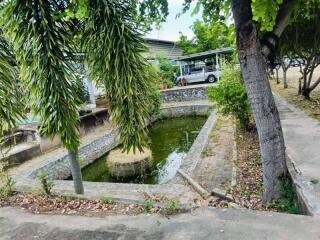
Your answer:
176,67 -> 219,85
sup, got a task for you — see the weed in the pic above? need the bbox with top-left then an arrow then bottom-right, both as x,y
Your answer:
37,171 -> 54,196
0,161 -> 15,197
100,196 -> 115,204
267,176 -> 300,214
143,199 -> 153,213
165,199 -> 179,215
0,175 -> 15,197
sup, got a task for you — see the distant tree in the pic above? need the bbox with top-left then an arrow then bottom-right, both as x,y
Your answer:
278,4 -> 320,98
177,20 -> 235,54
155,55 -> 178,88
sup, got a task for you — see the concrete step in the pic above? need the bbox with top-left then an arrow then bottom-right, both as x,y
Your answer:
0,207 -> 319,240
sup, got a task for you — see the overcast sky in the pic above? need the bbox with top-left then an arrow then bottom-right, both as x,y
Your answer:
146,0 -> 202,41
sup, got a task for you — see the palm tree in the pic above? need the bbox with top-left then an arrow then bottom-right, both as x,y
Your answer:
1,0 -> 160,194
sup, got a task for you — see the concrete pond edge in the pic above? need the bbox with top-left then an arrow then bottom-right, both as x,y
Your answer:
13,103 -> 216,207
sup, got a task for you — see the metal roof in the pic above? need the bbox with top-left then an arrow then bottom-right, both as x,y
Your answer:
144,38 -> 176,45
175,47 -> 234,61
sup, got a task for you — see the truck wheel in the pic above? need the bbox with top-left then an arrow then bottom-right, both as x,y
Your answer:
207,75 -> 217,83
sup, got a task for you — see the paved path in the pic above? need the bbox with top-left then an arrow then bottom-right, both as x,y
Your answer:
1,206 -> 319,240
193,116 -> 235,192
274,94 -> 320,216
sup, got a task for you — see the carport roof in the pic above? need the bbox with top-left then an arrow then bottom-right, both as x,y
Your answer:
175,47 -> 233,62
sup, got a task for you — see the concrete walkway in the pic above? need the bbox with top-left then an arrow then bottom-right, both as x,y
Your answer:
1,206 -> 319,240
275,94 -> 320,216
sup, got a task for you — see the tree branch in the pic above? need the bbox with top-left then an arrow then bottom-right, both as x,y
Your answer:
261,0 -> 294,58
309,77 -> 320,92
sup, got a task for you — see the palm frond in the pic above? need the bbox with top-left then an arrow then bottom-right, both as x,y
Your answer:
4,0 -> 80,152
0,29 -> 25,138
84,0 -> 160,152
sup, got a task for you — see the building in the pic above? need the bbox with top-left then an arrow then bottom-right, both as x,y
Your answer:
144,38 -> 183,64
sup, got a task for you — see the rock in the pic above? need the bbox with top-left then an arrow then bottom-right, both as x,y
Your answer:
107,148 -> 153,178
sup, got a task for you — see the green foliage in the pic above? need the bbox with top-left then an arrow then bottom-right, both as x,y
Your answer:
83,0 -> 160,152
278,2 -> 320,58
38,171 -> 54,196
100,196 -> 115,204
156,55 -> 177,88
177,20 -> 235,54
252,0 -> 283,32
268,177 -> 300,214
3,0 -> 81,152
74,75 -> 90,105
0,175 -> 15,197
165,199 -> 179,215
143,199 -> 153,213
208,64 -> 251,129
0,29 -> 25,139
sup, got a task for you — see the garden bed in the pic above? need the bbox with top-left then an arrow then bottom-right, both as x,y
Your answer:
230,123 -> 301,214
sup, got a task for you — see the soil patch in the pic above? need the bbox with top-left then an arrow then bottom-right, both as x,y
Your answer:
0,193 -> 182,217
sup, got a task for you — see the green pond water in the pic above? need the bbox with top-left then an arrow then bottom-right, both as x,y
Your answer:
81,116 -> 207,184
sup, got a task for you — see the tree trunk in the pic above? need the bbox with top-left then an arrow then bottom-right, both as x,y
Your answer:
68,150 -> 84,194
298,77 -> 303,95
302,88 -> 311,99
283,69 -> 288,88
276,68 -> 280,84
232,0 -> 287,203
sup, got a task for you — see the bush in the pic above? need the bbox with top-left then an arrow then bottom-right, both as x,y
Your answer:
156,55 -> 178,89
208,64 -> 251,129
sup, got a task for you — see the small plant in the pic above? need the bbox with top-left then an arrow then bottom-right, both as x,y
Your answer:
166,199 -> 179,215
0,161 -> 15,197
208,63 -> 251,130
38,171 -> 54,196
267,176 -> 300,214
0,175 -> 15,197
143,199 -> 153,213
100,196 -> 115,204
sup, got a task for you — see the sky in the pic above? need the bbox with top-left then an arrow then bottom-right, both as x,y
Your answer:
146,0 -> 202,41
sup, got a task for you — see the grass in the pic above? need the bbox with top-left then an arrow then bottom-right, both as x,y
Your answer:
99,196 -> 115,204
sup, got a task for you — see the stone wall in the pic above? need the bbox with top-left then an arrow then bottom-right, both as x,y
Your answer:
161,85 -> 209,103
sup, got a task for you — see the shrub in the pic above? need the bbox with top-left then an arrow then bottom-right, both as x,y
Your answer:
208,63 -> 251,129
156,55 -> 178,89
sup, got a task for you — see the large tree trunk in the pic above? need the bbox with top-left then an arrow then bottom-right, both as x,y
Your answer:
232,0 -> 287,202
68,150 -> 84,194
276,68 -> 280,84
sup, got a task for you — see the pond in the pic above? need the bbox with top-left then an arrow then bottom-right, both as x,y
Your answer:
80,116 -> 207,184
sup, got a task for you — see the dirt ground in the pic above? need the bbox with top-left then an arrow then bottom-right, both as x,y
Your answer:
271,66 -> 320,121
